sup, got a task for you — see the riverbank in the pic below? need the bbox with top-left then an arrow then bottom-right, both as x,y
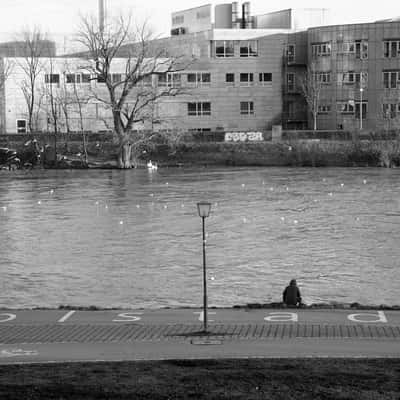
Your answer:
2,132 -> 400,168
0,358 -> 398,400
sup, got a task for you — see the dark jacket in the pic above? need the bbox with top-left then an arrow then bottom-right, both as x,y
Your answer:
283,284 -> 302,306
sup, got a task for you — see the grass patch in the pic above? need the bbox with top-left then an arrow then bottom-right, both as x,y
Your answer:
0,358 -> 398,399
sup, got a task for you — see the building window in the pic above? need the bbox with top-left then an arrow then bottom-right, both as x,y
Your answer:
97,74 -> 106,83
355,101 -> 367,120
311,42 -> 331,58
45,74 -> 60,84
259,73 -> 272,85
196,10 -> 210,19
239,40 -> 258,57
172,15 -> 184,25
215,40 -> 234,57
66,73 -> 75,84
337,71 -> 368,86
383,103 -> 397,119
338,40 -> 368,59
337,101 -> 355,114
287,44 -> 295,63
383,40 -> 400,58
318,105 -> 331,114
315,72 -> 331,84
138,75 -> 152,87
66,73 -> 84,84
111,73 -> 122,83
225,73 -> 235,86
187,72 -> 211,87
383,71 -> 400,89
158,73 -> 181,87
81,73 -> 91,83
287,73 -> 295,92
187,102 -> 211,116
355,40 -> 368,59
16,119 -> 27,133
240,101 -> 254,115
239,72 -> 254,86
337,41 -> 355,54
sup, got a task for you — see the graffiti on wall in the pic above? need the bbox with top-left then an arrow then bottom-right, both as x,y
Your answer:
224,131 -> 264,142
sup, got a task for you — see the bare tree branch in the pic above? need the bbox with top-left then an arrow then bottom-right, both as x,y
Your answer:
300,61 -> 323,131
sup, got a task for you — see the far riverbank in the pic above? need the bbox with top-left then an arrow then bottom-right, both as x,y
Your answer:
1,132 -> 400,168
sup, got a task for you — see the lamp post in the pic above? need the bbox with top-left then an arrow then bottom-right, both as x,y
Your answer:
197,201 -> 212,333
359,87 -> 364,130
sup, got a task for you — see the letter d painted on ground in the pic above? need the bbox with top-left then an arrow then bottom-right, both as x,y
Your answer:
347,311 -> 387,323
264,312 -> 298,322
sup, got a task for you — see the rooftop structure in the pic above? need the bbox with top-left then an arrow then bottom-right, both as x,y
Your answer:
171,3 -> 331,36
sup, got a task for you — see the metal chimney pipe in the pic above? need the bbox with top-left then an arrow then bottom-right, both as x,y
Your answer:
99,0 -> 105,32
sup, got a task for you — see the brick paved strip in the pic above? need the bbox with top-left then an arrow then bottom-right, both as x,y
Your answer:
0,324 -> 399,344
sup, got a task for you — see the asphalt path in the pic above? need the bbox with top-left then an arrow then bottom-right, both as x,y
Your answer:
1,308 -> 399,325
0,308 -> 398,363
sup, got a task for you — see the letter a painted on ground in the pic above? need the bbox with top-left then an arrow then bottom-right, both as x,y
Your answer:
347,311 -> 387,323
264,312 -> 298,322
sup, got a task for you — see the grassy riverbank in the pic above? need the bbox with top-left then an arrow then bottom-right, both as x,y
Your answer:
0,359 -> 398,399
2,132 -> 400,168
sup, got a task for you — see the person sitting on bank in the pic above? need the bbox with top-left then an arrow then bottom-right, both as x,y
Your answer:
283,279 -> 302,307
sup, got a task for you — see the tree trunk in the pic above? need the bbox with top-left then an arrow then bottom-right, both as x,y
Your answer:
118,142 -> 133,169
313,113 -> 317,131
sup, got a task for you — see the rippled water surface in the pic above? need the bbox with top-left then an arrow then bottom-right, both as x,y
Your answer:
0,167 -> 399,308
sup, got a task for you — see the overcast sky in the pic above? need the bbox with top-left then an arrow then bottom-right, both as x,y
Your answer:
0,0 -> 399,40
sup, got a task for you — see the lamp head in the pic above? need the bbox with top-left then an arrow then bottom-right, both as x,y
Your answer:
197,201 -> 212,218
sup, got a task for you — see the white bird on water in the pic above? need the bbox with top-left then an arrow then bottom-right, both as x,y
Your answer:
147,160 -> 158,170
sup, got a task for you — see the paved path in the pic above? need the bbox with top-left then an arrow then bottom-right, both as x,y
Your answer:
0,308 -> 399,363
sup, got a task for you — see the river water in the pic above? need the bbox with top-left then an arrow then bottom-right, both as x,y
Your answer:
0,167 -> 399,309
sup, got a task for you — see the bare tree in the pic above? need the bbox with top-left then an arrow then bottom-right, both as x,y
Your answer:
0,58 -> 14,91
75,14 -> 190,168
62,62 -> 91,164
17,27 -> 48,133
42,56 -> 61,163
300,62 -> 323,131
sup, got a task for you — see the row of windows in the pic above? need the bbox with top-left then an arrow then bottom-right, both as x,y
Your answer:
187,101 -> 255,116
310,39 -> 400,60
44,71 -> 273,88
214,40 -> 258,57
317,101 -> 368,118
286,70 -> 400,90
310,39 -> 400,59
316,101 -> 400,119
312,41 -> 369,59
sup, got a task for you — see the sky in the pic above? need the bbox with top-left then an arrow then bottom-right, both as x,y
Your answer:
0,0 -> 399,42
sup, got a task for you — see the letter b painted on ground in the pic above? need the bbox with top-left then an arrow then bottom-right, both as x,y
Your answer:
347,311 -> 387,323
264,312 -> 298,322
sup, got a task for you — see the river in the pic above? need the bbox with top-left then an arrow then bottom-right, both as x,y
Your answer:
0,167 -> 399,309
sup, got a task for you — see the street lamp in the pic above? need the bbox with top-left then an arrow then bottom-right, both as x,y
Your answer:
359,88 -> 364,130
197,201 -> 212,333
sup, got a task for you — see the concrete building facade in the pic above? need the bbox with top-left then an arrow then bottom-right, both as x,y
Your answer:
304,21 -> 400,131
